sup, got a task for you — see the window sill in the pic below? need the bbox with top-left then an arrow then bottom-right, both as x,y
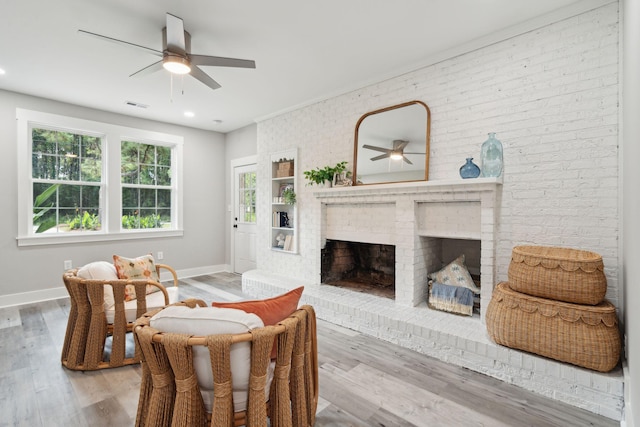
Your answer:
16,229 -> 184,247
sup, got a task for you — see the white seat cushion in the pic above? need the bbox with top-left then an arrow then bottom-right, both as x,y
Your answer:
105,286 -> 179,324
150,305 -> 273,413
76,261 -> 118,309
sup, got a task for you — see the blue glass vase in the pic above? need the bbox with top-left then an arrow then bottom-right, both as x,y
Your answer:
480,132 -> 503,177
459,157 -> 481,179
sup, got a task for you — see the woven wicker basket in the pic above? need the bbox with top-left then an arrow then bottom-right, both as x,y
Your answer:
486,282 -> 620,372
508,245 -> 606,305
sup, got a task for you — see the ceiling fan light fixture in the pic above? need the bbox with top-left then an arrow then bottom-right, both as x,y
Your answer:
163,55 -> 191,74
390,151 -> 403,160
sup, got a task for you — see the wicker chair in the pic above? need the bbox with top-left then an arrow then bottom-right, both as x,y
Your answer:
134,300 -> 319,427
61,263 -> 179,371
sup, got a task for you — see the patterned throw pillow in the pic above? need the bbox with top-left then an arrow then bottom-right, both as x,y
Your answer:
428,254 -> 480,294
113,254 -> 160,301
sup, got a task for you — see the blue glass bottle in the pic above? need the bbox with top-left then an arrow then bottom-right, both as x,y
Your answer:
459,157 -> 481,179
480,132 -> 503,177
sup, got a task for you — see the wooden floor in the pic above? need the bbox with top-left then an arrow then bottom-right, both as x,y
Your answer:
0,272 -> 617,427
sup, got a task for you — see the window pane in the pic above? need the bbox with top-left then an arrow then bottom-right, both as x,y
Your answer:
139,165 -> 155,185
157,166 -> 171,186
32,154 -> 57,179
157,209 -> 171,224
157,146 -> 171,166
80,157 -> 102,182
121,162 -> 138,184
157,189 -> 171,208
140,188 -> 156,207
121,141 -> 139,184
58,184 -> 80,208
81,186 -> 100,208
122,187 -> 138,208
59,156 -> 80,180
138,144 -> 155,165
32,129 -> 55,153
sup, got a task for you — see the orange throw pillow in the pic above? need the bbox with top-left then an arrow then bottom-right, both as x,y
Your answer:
212,286 -> 304,326
212,286 -> 304,359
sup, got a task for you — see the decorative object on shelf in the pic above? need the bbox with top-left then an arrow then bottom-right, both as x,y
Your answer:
303,161 -> 348,187
480,132 -> 503,177
333,170 -> 352,187
276,158 -> 294,178
459,157 -> 481,179
282,187 -> 296,205
276,233 -> 285,247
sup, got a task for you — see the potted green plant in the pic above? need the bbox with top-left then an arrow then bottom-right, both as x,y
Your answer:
303,161 -> 348,187
282,187 -> 296,205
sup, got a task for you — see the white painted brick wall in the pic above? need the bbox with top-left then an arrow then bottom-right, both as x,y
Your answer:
256,3 -> 620,309
251,3 -> 622,420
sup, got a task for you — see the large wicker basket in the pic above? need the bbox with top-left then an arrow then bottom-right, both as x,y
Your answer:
486,282 -> 620,372
508,245 -> 606,305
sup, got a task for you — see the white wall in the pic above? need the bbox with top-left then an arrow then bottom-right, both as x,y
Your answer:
623,0 -> 639,424
256,2 -> 622,307
224,124 -> 258,267
0,89 -> 227,302
254,3 -> 630,419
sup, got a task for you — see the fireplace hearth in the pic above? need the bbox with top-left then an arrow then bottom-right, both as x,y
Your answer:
321,240 -> 395,299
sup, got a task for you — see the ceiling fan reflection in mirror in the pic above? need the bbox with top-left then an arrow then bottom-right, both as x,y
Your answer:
78,13 -> 255,91
362,139 -> 425,165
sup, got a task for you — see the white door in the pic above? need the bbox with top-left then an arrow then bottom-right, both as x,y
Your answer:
233,163 -> 257,273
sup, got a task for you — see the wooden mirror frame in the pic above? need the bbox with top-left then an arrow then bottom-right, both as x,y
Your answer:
352,100 -> 430,186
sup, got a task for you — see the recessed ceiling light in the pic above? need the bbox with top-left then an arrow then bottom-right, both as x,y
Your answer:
0,68 -> 6,75
184,111 -> 195,118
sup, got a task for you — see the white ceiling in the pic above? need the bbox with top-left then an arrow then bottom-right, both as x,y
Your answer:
0,0 -> 602,133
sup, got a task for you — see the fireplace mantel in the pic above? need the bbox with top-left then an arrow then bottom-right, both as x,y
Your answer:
313,177 -> 502,200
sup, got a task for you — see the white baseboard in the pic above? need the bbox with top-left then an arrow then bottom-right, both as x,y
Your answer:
623,360 -> 633,427
173,264 -> 231,279
0,287 -> 69,309
0,264 -> 232,309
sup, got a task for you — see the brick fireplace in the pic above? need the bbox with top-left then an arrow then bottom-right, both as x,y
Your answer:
243,177 -> 623,419
316,178 -> 500,321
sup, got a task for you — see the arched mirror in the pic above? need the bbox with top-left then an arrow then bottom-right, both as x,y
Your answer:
353,100 -> 430,185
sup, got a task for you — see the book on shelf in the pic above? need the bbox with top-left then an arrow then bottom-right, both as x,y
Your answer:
272,211 -> 289,228
283,235 -> 293,251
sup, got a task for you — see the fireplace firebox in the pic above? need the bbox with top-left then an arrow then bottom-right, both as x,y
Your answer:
321,240 -> 395,299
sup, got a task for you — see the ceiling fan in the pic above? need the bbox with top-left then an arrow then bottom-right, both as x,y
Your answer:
362,139 -> 425,165
78,13 -> 255,91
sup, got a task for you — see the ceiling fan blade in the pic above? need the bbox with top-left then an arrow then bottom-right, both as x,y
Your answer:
370,153 -> 390,161
190,54 -> 256,69
130,60 -> 164,77
402,156 -> 414,165
403,152 -> 426,155
190,66 -> 222,90
165,13 -> 187,54
362,144 -> 391,153
78,29 -> 162,57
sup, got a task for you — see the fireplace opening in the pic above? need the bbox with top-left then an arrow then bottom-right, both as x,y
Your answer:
422,236 -> 482,314
321,240 -> 395,299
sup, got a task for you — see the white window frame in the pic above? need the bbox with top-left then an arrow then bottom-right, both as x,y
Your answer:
17,109 -> 184,247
